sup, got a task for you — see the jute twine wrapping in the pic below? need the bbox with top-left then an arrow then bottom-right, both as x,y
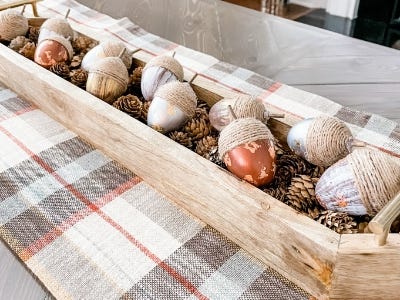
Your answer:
348,148 -> 400,215
89,57 -> 129,87
306,116 -> 352,166
233,95 -> 266,121
154,81 -> 197,117
101,40 -> 132,69
42,36 -> 74,59
144,55 -> 184,81
218,118 -> 273,160
40,18 -> 73,40
0,10 -> 28,41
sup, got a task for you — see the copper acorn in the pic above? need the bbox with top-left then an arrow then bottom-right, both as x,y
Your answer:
287,116 -> 353,167
141,55 -> 184,101
0,10 -> 28,42
315,148 -> 400,216
218,118 -> 276,187
34,36 -> 73,68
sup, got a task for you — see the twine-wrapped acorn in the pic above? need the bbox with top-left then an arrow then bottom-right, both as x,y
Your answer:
147,81 -> 197,133
34,36 -> 73,68
287,116 -> 354,167
316,148 -> 400,216
81,40 -> 132,71
218,116 -> 276,187
0,9 -> 28,42
141,55 -> 184,101
38,10 -> 74,43
86,49 -> 129,103
209,95 -> 284,131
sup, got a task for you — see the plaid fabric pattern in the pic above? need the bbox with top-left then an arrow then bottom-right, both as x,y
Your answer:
0,84 -> 308,299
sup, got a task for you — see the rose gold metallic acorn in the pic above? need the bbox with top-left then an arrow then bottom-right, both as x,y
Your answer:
315,148 -> 400,216
218,116 -> 276,187
0,9 -> 28,42
34,36 -> 73,69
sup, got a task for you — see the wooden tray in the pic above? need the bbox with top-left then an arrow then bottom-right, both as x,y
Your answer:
0,18 -> 399,299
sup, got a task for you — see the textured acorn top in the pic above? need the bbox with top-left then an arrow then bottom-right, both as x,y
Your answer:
0,10 -> 29,42
39,18 -> 74,42
154,81 -> 197,117
43,35 -> 74,60
89,56 -> 129,87
144,55 -> 184,81
218,118 -> 273,160
232,95 -> 266,121
100,40 -> 132,69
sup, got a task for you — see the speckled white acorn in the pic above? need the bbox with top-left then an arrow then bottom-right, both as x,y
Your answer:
209,95 -> 284,131
147,81 -> 197,133
287,116 -> 353,167
81,40 -> 132,71
315,148 -> 400,216
141,55 -> 184,101
0,9 -> 28,42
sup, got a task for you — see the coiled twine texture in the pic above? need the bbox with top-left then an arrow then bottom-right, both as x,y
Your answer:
0,10 -> 28,41
144,55 -> 184,81
233,96 -> 266,121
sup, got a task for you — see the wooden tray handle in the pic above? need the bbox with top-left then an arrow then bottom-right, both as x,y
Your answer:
369,191 -> 400,246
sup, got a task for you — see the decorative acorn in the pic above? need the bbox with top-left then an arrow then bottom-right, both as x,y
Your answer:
81,40 -> 132,71
147,81 -> 197,133
0,9 -> 28,42
38,9 -> 74,43
141,55 -> 184,101
86,49 -> 129,103
315,148 -> 400,216
209,95 -> 284,131
34,36 -> 73,68
287,116 -> 355,167
218,113 -> 276,187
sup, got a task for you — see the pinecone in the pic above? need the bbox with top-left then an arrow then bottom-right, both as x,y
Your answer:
72,36 -> 96,53
195,136 -> 218,157
264,183 -> 286,202
70,54 -> 84,68
183,118 -> 211,140
273,138 -> 285,156
317,210 -> 358,234
49,63 -> 70,79
194,107 -> 209,121
285,175 -> 319,213
168,131 -> 193,148
9,36 -> 31,51
113,94 -> 143,119
274,154 -> 311,186
197,99 -> 210,112
310,165 -> 326,178
130,67 -> 142,87
18,42 -> 36,60
70,68 -> 88,88
208,146 -> 225,167
141,100 -> 150,121
27,26 -> 39,44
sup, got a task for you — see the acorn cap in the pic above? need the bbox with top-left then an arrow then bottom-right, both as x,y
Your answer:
101,40 -> 132,70
218,118 -> 273,160
154,81 -> 197,118
232,95 -> 266,121
144,55 -> 184,81
0,10 -> 29,41
42,35 -> 74,60
89,56 -> 129,88
39,18 -> 73,41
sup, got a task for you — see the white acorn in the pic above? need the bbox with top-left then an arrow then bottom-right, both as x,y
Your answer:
141,55 -> 184,101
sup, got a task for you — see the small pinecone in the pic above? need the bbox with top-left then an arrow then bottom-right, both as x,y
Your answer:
70,54 -> 84,68
184,118 -> 211,140
141,100 -> 150,121
72,36 -> 96,53
70,69 -> 88,88
285,175 -> 319,213
195,136 -> 218,157
310,165 -> 326,178
208,146 -> 225,167
274,154 -> 311,185
194,107 -> 209,121
317,210 -> 358,234
197,99 -> 210,112
130,66 -> 143,87
19,42 -> 36,60
28,26 -> 39,44
49,63 -> 70,79
273,138 -> 285,156
168,131 -> 193,148
9,36 -> 31,51
264,183 -> 286,202
113,94 -> 143,119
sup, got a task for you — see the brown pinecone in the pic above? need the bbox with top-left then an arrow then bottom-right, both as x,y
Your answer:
70,68 -> 88,88
184,118 -> 211,140
113,94 -> 143,119
130,66 -> 142,87
70,54 -> 84,68
317,210 -> 358,234
18,42 -> 36,60
273,138 -> 285,156
310,165 -> 326,178
264,183 -> 286,202
141,100 -> 150,121
28,26 -> 39,44
9,36 -> 31,51
197,99 -> 210,112
72,36 -> 96,53
274,154 -> 311,185
194,107 -> 209,121
168,131 -> 193,148
208,146 -> 225,167
195,136 -> 218,157
49,63 -> 70,79
285,175 -> 320,213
